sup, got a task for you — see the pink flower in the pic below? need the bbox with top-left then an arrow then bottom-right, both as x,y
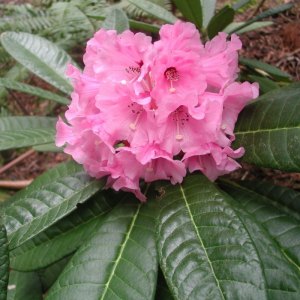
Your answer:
56,21 -> 259,201
198,33 -> 242,91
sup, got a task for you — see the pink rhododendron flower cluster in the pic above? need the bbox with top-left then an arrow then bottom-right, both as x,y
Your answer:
56,21 -> 259,201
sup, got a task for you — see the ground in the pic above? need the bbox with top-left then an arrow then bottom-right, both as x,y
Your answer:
0,0 -> 299,193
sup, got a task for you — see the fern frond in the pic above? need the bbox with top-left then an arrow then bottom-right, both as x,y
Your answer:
0,47 -> 12,64
0,4 -> 54,33
44,2 -> 96,49
119,0 -> 172,19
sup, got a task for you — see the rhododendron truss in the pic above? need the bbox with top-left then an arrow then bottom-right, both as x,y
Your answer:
56,21 -> 259,201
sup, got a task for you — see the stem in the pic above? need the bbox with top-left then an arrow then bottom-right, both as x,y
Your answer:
0,180 -> 32,189
0,149 -> 35,175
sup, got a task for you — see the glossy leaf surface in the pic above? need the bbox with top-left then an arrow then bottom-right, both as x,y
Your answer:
46,197 -> 158,300
173,0 -> 202,30
0,116 -> 56,151
220,180 -> 300,269
207,5 -> 235,39
157,174 -> 272,299
234,83 -> 300,172
220,180 -> 300,297
3,161 -> 104,250
10,191 -> 119,271
1,32 -> 73,94
7,271 -> 42,300
238,180 -> 300,213
38,257 -> 71,292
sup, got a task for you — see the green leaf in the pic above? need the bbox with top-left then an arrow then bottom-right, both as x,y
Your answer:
157,174 -> 300,299
38,256 -> 71,292
207,5 -> 235,39
7,271 -> 43,300
224,21 -> 273,34
0,32 -> 74,94
10,191 -> 119,271
0,116 -> 56,151
128,0 -> 177,23
234,83 -> 300,172
228,3 -> 294,34
3,161 -> 104,250
240,57 -> 291,81
232,0 -> 251,11
0,64 -> 28,101
238,180 -> 300,213
33,143 -> 61,153
87,13 -> 160,33
2,161 -> 80,209
201,0 -> 216,28
248,75 -> 279,94
231,204 -> 300,299
172,0 -> 202,30
0,226 -> 9,300
220,180 -> 300,269
102,8 -> 129,33
156,174 -> 300,299
46,196 -> 158,300
0,78 -> 69,105
0,116 -> 55,131
129,19 -> 160,33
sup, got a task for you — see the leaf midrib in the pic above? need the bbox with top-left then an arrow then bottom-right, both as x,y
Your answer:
179,184 -> 225,300
0,79 -> 69,104
7,179 -> 102,249
99,204 -> 141,300
128,0 -> 177,23
235,126 -> 300,135
11,206 -> 107,261
3,33 -> 71,93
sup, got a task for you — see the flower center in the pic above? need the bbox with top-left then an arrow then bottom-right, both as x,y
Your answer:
164,67 -> 179,93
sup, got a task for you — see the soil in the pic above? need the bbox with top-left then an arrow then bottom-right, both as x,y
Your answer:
238,0 -> 300,81
0,0 -> 300,191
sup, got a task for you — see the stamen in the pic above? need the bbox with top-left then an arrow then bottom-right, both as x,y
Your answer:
176,134 -> 184,141
126,66 -> 141,75
164,67 -> 179,93
129,112 -> 142,131
175,111 -> 183,141
169,81 -> 176,94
